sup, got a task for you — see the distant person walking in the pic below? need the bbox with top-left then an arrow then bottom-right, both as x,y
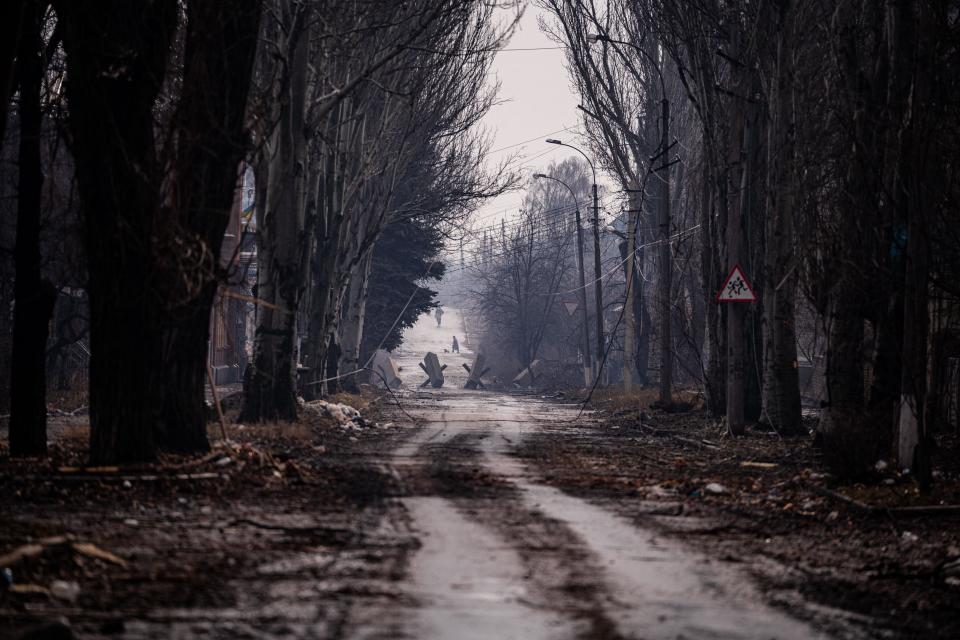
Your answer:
452,336 -> 459,353
435,305 -> 444,327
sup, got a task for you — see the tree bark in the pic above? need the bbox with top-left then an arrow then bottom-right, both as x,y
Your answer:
157,0 -> 261,451
241,6 -> 310,422
9,0 -> 56,458
55,0 -> 178,463
657,98 -> 673,405
0,1 -> 26,144
760,0 -> 802,434
338,252 -> 374,393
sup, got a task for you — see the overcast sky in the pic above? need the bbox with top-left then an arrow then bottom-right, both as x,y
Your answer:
471,5 -> 584,230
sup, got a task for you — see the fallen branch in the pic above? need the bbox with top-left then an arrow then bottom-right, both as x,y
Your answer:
740,461 -> 778,470
804,482 -> 960,518
0,537 -> 127,570
72,542 -> 128,568
672,435 -> 720,449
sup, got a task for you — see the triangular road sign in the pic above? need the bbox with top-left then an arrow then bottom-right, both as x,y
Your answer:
717,264 -> 757,302
563,300 -> 579,316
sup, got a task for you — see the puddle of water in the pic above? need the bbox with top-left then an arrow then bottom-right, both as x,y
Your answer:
403,496 -> 569,640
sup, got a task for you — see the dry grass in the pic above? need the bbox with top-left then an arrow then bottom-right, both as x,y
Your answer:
208,417 -> 321,443
325,392 -> 370,412
57,420 -> 91,445
585,387 -> 703,413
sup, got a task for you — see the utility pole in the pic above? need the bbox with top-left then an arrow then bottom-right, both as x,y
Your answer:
534,172 -> 592,385
657,97 -> 673,406
576,203 -> 593,386
623,179 -> 640,390
545,138 -> 604,383
592,182 -> 604,376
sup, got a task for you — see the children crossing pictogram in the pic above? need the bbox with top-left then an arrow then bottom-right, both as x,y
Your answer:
717,265 -> 757,302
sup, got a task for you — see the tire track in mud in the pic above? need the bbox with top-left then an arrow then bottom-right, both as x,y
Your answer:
398,429 -> 628,640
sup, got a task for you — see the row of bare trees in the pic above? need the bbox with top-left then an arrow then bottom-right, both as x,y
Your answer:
539,0 -> 960,477
1,0 -> 514,463
468,158 -> 591,377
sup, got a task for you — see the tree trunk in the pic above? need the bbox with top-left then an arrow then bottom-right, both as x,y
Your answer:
56,0 -> 179,463
702,164 -> 725,416
157,0 -> 261,450
241,11 -> 310,422
338,252 -> 374,393
622,179 -> 640,389
760,1 -> 802,433
9,0 -> 56,457
657,98 -> 673,405
156,286 -> 217,453
0,1 -> 26,144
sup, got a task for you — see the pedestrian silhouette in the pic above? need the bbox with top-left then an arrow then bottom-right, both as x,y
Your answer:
435,306 -> 444,327
452,336 -> 459,353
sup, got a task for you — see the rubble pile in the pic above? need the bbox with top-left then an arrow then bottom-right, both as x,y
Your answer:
303,400 -> 366,429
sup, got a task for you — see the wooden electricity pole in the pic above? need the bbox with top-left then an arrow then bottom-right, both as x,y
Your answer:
657,97 -> 673,406
623,180 -> 640,390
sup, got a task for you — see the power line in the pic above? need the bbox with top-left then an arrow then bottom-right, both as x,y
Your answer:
483,125 -> 580,157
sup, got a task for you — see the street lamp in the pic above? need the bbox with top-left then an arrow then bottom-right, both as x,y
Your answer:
534,172 -> 593,386
545,138 -> 604,378
585,30 -> 673,404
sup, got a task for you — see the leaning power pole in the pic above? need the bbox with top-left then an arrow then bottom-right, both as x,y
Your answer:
623,180 -> 640,390
592,182 -> 604,373
657,97 -> 673,406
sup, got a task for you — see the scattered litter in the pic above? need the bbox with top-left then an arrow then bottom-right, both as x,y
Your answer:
901,531 -> 919,545
123,519 -> 139,527
875,460 -> 889,472
122,480 -> 132,489
646,484 -> 677,498
740,461 -> 777,470
704,482 -> 728,495
304,400 -> 365,429
50,579 -> 81,603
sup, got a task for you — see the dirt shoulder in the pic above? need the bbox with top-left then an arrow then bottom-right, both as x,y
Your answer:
515,392 -> 960,640
0,393 -> 414,639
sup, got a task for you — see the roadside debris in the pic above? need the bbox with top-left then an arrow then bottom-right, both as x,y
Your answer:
50,579 -> 81,603
303,400 -> 366,429
704,482 -> 728,495
0,535 -> 127,568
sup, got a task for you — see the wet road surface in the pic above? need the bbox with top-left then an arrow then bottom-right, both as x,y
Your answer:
381,309 -> 828,639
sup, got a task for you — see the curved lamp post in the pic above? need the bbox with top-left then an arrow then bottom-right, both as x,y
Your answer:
586,31 -> 673,404
534,173 -> 593,386
545,139 -> 604,377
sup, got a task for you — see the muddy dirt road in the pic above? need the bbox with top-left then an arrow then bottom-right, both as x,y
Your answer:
373,309 -> 830,639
